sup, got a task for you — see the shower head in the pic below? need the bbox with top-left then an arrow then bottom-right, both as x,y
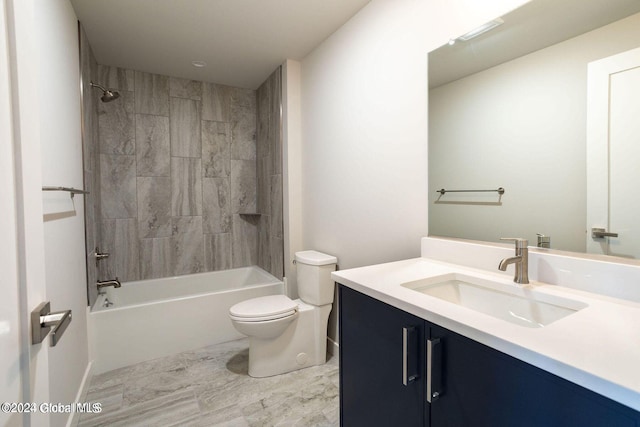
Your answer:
89,82 -> 120,103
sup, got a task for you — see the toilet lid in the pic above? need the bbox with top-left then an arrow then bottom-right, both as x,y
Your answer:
229,295 -> 297,320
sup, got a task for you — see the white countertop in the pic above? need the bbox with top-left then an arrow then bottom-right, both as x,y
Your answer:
332,257 -> 640,412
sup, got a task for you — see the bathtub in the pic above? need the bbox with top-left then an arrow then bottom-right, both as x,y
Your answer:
88,266 -> 284,374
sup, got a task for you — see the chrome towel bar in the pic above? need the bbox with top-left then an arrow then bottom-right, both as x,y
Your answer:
436,187 -> 505,196
42,186 -> 89,199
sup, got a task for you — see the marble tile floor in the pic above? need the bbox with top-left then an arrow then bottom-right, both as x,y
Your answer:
78,339 -> 339,427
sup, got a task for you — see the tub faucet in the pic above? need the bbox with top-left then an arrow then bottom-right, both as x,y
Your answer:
97,278 -> 121,292
498,238 -> 529,284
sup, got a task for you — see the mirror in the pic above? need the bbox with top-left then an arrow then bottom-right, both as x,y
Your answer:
428,0 -> 640,257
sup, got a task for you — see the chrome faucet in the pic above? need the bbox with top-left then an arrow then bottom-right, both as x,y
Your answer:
498,238 -> 529,284
97,278 -> 121,292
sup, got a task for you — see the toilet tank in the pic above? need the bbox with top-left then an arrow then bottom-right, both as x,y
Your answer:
295,250 -> 338,305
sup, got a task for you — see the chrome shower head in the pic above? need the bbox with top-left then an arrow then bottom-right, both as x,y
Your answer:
89,82 -> 120,103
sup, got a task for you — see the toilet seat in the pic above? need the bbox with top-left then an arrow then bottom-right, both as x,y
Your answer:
229,295 -> 298,322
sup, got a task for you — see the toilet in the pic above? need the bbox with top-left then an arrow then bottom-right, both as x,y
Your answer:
229,250 -> 337,377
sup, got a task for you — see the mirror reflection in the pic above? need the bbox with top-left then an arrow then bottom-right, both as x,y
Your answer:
428,0 -> 640,258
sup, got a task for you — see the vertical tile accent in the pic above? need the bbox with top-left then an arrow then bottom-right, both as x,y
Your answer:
203,177 -> 231,234
270,174 -> 283,239
230,160 -> 256,214
270,69 -> 283,174
170,98 -> 201,157
169,77 -> 202,100
270,237 -> 284,280
135,72 -> 169,116
257,215 -> 271,273
100,154 -> 137,219
137,177 -> 172,238
257,156 -> 271,214
204,233 -> 232,271
98,65 -> 134,91
171,158 -> 202,216
101,219 -> 140,281
202,121 -> 231,178
232,215 -> 258,268
230,88 -> 257,161
136,114 -> 170,177
172,217 -> 204,275
202,83 -> 231,122
140,238 -> 172,280
255,67 -> 283,278
98,91 -> 135,155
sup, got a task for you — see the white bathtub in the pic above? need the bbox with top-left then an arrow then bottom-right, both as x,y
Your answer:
88,266 -> 284,374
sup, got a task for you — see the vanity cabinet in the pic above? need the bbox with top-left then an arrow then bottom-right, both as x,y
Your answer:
339,284 -> 640,427
339,283 -> 426,426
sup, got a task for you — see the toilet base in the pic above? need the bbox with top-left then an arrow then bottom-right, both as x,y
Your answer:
247,301 -> 332,378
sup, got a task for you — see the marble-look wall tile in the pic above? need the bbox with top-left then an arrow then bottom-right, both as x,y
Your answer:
270,68 -> 283,174
98,91 -> 135,155
230,88 -> 256,161
172,217 -> 204,275
98,65 -> 134,91
202,121 -> 231,178
270,236 -> 284,280
172,158 -> 202,216
135,72 -> 169,116
257,156 -> 271,215
256,80 -> 271,162
269,174 -> 283,239
140,238 -> 172,280
169,77 -> 202,100
230,160 -> 256,214
203,177 -> 231,234
232,215 -> 258,268
255,67 -> 283,279
101,219 -> 140,281
136,114 -> 170,177
170,97 -> 201,157
204,233 -> 232,271
137,177 -> 171,238
202,83 -> 231,122
257,215 -> 271,273
100,154 -> 137,219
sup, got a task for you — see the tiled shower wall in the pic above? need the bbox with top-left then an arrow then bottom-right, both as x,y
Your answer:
80,24 -> 101,306
256,68 -> 284,279
88,65 -> 284,295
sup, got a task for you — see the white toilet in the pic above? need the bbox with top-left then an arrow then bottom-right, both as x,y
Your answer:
229,250 -> 337,377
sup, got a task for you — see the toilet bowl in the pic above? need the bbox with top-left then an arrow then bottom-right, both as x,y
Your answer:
229,250 -> 337,377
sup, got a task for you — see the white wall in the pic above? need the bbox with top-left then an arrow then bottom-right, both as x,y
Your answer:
429,12 -> 640,253
299,0 -> 528,271
0,1 -> 24,424
5,0 -> 51,424
36,0 -> 90,426
299,0 -> 529,340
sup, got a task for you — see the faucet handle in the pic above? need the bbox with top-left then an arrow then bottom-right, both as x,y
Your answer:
500,237 -> 528,248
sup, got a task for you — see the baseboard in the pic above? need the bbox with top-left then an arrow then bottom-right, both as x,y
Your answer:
66,360 -> 93,427
327,337 -> 339,357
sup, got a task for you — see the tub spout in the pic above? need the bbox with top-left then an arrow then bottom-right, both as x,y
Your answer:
97,278 -> 121,291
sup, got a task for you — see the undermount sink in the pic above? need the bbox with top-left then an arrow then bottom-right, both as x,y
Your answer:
401,273 -> 587,328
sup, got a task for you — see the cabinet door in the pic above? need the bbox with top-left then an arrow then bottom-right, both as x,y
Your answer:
339,285 -> 426,427
429,323 -> 640,427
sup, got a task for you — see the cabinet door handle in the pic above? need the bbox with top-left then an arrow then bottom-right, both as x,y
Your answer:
427,338 -> 442,402
402,326 -> 418,385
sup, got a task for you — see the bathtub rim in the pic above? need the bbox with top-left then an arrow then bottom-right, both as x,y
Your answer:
90,265 -> 284,313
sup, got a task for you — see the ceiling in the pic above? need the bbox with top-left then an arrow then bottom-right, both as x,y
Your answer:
71,0 -> 371,89
429,0 -> 640,88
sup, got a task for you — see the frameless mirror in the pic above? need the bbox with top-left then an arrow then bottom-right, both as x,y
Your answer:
428,0 -> 640,259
